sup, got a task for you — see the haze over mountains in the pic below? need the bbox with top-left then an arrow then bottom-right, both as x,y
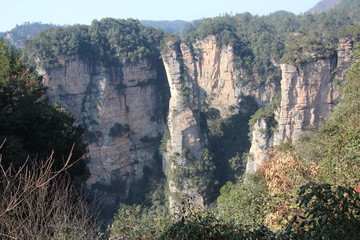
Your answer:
307,0 -> 342,13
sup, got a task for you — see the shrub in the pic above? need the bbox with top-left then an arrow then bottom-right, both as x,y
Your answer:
110,204 -> 170,240
285,184 -> 360,239
159,199 -> 246,240
0,149 -> 99,240
217,172 -> 268,228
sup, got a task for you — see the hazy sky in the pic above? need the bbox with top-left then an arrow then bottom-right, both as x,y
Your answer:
1,0 -> 320,32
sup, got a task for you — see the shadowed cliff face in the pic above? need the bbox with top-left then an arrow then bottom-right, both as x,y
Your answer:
38,56 -> 169,212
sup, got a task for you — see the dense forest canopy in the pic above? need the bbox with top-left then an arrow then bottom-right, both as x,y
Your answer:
22,18 -> 164,69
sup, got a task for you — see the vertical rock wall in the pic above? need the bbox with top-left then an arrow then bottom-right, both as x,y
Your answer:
162,41 -> 206,208
246,119 -> 274,172
246,38 -> 355,172
40,56 -> 168,210
275,38 -> 354,143
194,36 -> 237,116
37,33 -> 355,210
161,35 -> 279,204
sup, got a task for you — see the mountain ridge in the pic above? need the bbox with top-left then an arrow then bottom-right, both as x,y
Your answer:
308,0 -> 342,13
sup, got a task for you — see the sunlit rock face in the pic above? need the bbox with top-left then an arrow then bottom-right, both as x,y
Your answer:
246,38 -> 355,172
36,23 -> 355,215
275,38 -> 354,144
39,56 -> 169,210
161,35 -> 280,207
246,118 -> 273,172
161,40 -> 206,209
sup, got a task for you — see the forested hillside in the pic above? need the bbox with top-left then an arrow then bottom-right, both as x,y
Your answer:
0,22 -> 57,48
0,20 -> 186,50
1,0 -> 360,239
307,0 -> 341,13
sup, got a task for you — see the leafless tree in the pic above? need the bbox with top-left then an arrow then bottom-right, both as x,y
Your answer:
0,141 -> 100,240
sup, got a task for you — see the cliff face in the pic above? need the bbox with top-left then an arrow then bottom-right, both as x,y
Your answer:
192,35 -> 278,116
246,119 -> 273,172
246,38 -> 355,172
275,59 -> 338,143
194,36 -> 237,116
159,35 -> 281,205
39,56 -> 168,209
162,41 -> 207,208
35,32 -> 354,210
275,38 -> 353,143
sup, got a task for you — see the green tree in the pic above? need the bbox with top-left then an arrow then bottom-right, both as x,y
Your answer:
0,38 -> 88,179
217,172 -> 268,228
110,204 -> 170,240
286,184 -> 360,240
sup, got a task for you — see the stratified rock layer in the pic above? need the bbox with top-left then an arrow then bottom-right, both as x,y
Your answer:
162,41 -> 205,208
40,56 -> 168,208
275,38 -> 354,143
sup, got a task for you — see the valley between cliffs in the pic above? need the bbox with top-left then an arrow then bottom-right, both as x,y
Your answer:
24,18 -> 357,215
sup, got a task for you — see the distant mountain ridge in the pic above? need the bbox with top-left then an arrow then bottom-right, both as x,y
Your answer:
0,22 -> 57,48
308,0 -> 342,13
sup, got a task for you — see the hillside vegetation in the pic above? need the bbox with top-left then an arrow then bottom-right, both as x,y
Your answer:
23,18 -> 164,69
1,0 -> 360,239
0,22 -> 57,48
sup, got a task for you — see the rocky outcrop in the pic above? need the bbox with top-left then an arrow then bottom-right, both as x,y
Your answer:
39,56 -> 168,210
162,40 -> 206,208
246,119 -> 273,172
246,38 -> 355,172
35,30 -> 355,212
161,36 -> 280,204
275,38 -> 354,143
192,35 -> 278,116
275,59 -> 337,143
37,34 -> 277,211
194,36 -> 237,116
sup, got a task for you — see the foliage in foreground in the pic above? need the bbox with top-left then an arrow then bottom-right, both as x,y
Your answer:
286,184 -> 360,240
217,172 -> 268,228
0,151 -> 99,240
110,184 -> 360,240
110,204 -> 170,240
0,38 -> 89,179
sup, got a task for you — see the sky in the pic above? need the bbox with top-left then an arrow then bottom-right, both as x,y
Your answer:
1,0 -> 321,32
